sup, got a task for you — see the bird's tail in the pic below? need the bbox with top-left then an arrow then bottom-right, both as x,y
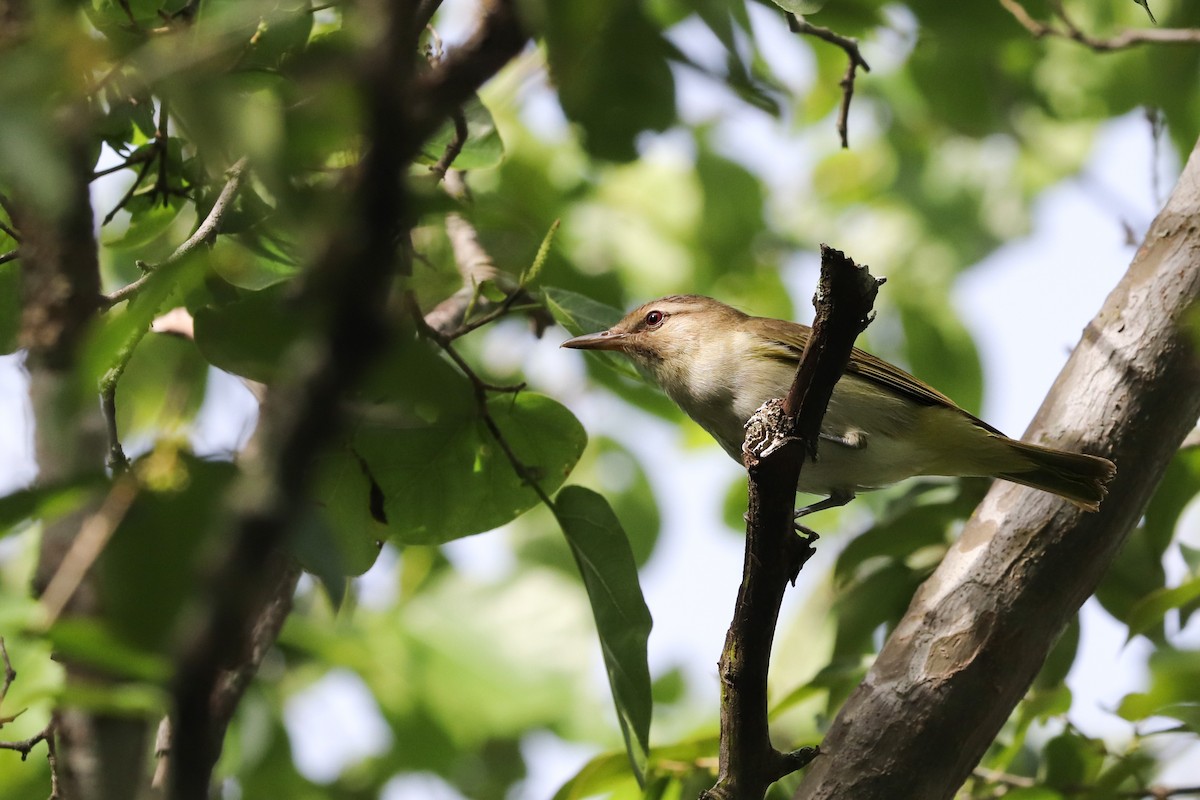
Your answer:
996,440 -> 1116,511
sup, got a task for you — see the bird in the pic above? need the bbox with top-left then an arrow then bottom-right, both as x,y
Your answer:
561,295 -> 1116,515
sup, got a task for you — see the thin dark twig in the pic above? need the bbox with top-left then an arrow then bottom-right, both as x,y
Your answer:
102,153 -> 157,226
154,100 -> 171,207
786,14 -> 871,149
0,637 -> 16,710
429,107 -> 468,181
0,217 -> 20,243
410,294 -> 551,503
0,251 -> 17,266
0,720 -> 55,759
101,157 -> 249,308
100,384 -> 130,474
448,291 -> 532,340
998,0 -> 1200,50
91,147 -> 155,181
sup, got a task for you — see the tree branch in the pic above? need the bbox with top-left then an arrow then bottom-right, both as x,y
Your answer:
998,0 -> 1200,51
100,157 -> 248,309
702,246 -> 882,800
793,136 -> 1200,800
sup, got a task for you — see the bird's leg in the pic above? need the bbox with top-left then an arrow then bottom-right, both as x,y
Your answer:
794,490 -> 854,519
819,430 -> 869,450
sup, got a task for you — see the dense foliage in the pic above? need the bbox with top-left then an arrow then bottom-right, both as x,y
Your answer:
1,1 -> 1199,798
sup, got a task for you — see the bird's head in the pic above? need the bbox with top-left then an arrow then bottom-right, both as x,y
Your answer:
560,295 -> 747,378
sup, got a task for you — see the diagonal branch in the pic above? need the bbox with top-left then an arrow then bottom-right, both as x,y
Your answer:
100,157 -> 248,309
793,135 -> 1200,800
702,246 -> 882,800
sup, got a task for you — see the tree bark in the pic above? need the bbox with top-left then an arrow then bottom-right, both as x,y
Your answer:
794,135 -> 1200,800
18,104 -> 151,799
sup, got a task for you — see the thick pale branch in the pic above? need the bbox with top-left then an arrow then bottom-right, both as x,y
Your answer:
794,136 -> 1200,800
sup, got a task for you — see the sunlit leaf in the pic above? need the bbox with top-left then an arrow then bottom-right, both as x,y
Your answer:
554,486 -> 653,783
357,392 -> 587,545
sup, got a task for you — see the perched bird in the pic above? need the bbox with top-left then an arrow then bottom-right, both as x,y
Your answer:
562,295 -> 1115,514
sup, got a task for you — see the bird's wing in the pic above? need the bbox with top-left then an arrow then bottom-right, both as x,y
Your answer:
751,316 -> 1002,434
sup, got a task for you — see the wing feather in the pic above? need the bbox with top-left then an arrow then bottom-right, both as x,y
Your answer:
747,316 -> 1002,435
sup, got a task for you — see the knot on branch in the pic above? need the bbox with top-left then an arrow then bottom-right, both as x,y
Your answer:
743,398 -> 799,463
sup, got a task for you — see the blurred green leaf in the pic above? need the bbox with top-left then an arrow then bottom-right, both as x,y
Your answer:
0,253 -> 18,354
47,619 -> 169,684
193,282 -> 307,383
554,486 -> 653,783
0,476 -> 106,536
1126,576 -> 1200,643
541,0 -> 675,161
100,454 -> 233,652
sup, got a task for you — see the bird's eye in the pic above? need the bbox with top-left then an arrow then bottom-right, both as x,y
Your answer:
645,310 -> 665,327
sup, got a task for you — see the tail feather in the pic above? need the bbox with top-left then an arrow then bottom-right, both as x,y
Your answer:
997,440 -> 1117,511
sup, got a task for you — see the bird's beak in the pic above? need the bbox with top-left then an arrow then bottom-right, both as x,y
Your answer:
561,329 -> 629,352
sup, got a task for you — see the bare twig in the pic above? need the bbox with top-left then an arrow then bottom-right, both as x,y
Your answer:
101,152 -> 157,226
998,0 -> 1200,50
90,147 -> 155,181
100,383 -> 130,473
701,246 -> 881,800
786,14 -> 871,148
0,637 -> 16,712
0,719 -> 55,759
428,107 -> 469,181
101,157 -> 248,308
0,216 -> 20,242
0,250 -> 17,266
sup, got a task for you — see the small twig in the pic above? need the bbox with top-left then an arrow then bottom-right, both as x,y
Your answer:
100,384 -> 130,474
998,0 -> 1200,51
410,294 -> 551,503
101,152 -> 157,226
428,107 -> 468,182
0,637 -> 16,711
100,157 -> 248,309
154,100 -> 171,207
90,147 -> 155,181
786,14 -> 871,148
0,216 -> 20,242
0,719 -> 55,760
0,250 -> 17,266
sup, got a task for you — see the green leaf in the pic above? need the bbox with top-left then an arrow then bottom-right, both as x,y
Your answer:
100,454 -> 233,652
357,392 -> 587,545
1125,576 -> 1200,643
543,286 -> 639,380
542,0 -> 675,161
0,477 -> 105,537
0,249 -> 18,354
114,331 -> 209,437
103,194 -> 188,250
47,619 -> 169,684
554,486 -> 653,783
303,447 -> 388,577
193,282 -> 308,383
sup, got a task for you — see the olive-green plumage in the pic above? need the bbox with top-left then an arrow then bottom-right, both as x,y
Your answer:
562,295 -> 1115,511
